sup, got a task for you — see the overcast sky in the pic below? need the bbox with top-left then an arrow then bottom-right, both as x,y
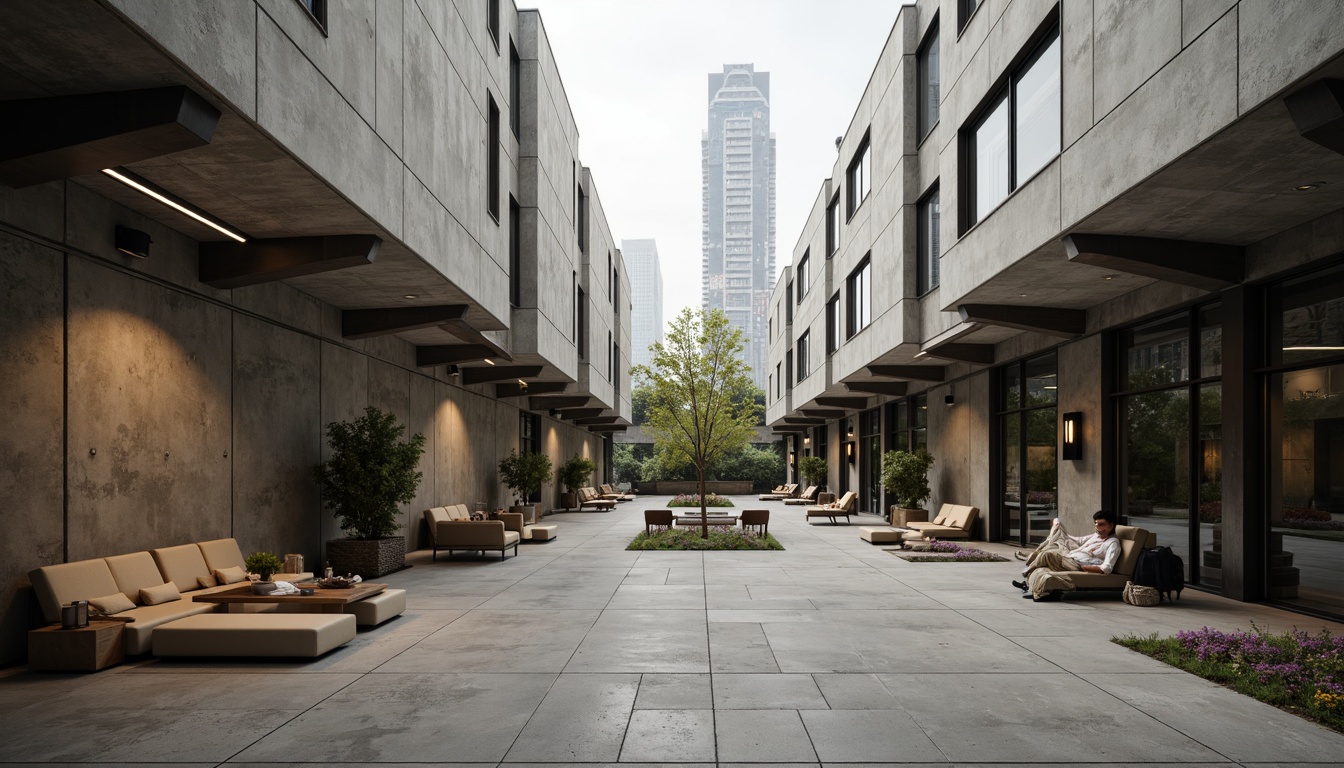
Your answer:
519,0 -> 905,331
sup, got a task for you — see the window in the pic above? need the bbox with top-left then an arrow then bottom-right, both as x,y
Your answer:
785,350 -> 794,389
509,196 -> 521,307
797,331 -> 810,381
775,363 -> 782,398
826,194 -> 840,257
958,0 -> 980,31
785,282 -> 794,323
964,25 -> 1060,229
768,374 -> 773,402
297,0 -> 327,32
917,22 -> 939,140
486,93 -> 500,222
576,283 -> 586,359
846,133 -> 871,219
917,187 -> 940,295
769,316 -> 774,343
509,42 -> 521,138
796,252 -> 810,303
608,252 -> 614,303
826,293 -> 840,355
608,332 -> 614,379
487,0 -> 500,51
846,256 -> 872,338
578,188 -> 587,253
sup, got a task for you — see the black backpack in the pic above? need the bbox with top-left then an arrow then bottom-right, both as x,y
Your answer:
1132,546 -> 1185,602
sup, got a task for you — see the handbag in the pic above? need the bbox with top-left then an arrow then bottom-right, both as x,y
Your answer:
1123,581 -> 1160,607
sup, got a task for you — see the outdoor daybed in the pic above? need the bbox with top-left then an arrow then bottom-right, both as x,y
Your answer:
805,491 -> 857,524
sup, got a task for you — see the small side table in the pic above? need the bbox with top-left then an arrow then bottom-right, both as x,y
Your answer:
28,621 -> 126,672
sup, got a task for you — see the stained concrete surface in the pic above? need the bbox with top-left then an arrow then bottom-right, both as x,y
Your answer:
2,494 -> 1343,767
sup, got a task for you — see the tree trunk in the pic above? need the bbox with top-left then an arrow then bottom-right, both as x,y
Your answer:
698,468 -> 709,539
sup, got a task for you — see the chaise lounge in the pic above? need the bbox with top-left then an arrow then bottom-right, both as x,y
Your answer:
758,483 -> 798,501
805,491 -> 857,524
782,486 -> 819,505
578,487 -> 617,511
896,504 -> 980,542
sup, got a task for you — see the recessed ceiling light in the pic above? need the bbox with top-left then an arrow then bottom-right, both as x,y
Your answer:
1019,293 -> 1027,298
1294,181 -> 1326,191
403,294 -> 417,300
102,167 -> 247,243
483,358 -> 495,365
1104,275 -> 1116,281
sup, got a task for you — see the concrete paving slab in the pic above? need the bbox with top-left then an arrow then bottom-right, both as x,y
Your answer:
713,673 -> 828,709
634,673 -> 714,709
566,610 -> 709,673
376,609 -> 599,674
709,621 -> 781,673
715,709 -> 818,762
812,672 -> 902,709
620,709 -> 717,762
606,584 -> 707,609
801,708 -> 945,762
505,673 -> 640,762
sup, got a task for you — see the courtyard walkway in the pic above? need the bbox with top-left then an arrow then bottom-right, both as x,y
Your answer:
2,494 -> 1342,766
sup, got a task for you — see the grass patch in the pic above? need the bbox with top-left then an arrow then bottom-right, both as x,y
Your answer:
628,527 -> 783,550
667,493 -> 734,508
1113,624 -> 1344,733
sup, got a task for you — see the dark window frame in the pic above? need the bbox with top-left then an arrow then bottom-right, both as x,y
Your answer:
846,254 -> 873,339
296,0 -> 328,34
826,193 -> 841,257
917,17 -> 940,142
576,282 -> 586,359
486,93 -> 501,223
917,184 -> 940,296
826,292 -> 841,355
846,131 -> 872,220
509,41 -> 521,138
797,330 -> 811,382
487,0 -> 500,52
957,0 -> 981,34
509,196 -> 521,307
796,251 -> 810,304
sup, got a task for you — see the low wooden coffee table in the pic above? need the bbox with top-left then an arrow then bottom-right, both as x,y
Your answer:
194,583 -> 387,614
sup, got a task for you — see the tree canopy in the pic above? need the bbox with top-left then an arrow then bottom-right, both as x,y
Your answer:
632,308 -> 760,533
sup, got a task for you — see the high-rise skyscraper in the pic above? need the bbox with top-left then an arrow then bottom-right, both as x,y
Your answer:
702,63 -> 776,388
621,238 -> 663,370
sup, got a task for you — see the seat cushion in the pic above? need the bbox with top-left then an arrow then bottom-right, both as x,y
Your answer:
858,526 -> 902,543
197,538 -> 247,573
152,613 -> 356,657
120,599 -> 217,654
29,559 -> 121,624
344,589 -> 406,626
105,551 -> 167,604
524,524 -> 558,541
152,543 -> 213,594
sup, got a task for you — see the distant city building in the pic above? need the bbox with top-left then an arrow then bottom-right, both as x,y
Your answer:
702,63 -> 776,389
622,239 -> 663,370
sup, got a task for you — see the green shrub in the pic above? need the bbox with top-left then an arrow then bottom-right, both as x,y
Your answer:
244,551 -> 283,580
627,528 -> 783,551
668,494 -> 734,507
312,406 -> 425,540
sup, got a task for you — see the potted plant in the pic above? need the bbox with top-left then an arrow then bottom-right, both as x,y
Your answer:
313,406 -> 425,578
798,455 -> 828,492
557,454 -> 597,510
244,551 -> 283,582
882,448 -> 934,526
499,449 -> 553,521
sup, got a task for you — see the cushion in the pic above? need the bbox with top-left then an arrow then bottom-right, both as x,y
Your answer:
214,566 -> 248,584
197,538 -> 247,573
139,581 -> 182,606
28,559 -> 121,624
88,592 -> 136,616
198,573 -> 219,588
104,551 -> 167,604
151,543 -> 213,593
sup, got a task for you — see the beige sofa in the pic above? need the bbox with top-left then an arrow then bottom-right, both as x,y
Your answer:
423,505 -> 522,560
29,538 -> 311,656
899,504 -> 980,541
1043,524 -> 1156,592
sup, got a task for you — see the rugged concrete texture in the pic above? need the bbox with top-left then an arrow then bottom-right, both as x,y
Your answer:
1239,0 -> 1344,112
3,497 -> 1342,764
0,235 -> 65,667
66,260 -> 234,560
231,314 -> 321,564
1058,334 -> 1104,528
318,341 -> 368,547
1092,0 -> 1182,119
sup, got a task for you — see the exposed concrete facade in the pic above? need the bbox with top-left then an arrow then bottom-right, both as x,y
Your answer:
768,1 -> 1344,619
0,1 -> 630,665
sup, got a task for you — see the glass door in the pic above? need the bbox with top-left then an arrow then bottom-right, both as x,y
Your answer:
997,352 -> 1058,545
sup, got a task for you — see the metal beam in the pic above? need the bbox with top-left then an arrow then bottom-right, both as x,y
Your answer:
868,364 -> 946,382
844,381 -> 909,396
0,86 -> 220,188
559,408 -> 607,420
200,235 -> 381,289
415,344 -> 497,367
461,365 -> 542,385
815,396 -> 869,410
574,416 -> 621,425
1062,233 -> 1244,292
496,381 -> 567,398
799,409 -> 846,419
918,342 -> 996,364
344,305 -> 468,339
781,417 -> 827,425
771,425 -> 810,433
530,396 -> 589,411
588,425 -> 627,432
1285,78 -> 1344,156
958,304 -> 1085,338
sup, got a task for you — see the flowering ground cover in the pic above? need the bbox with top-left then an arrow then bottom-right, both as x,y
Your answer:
891,540 -> 1007,562
1115,624 -> 1343,733
667,493 -> 735,508
627,527 -> 782,550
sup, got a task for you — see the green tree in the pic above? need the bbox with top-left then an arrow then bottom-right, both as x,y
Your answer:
631,385 -> 652,425
312,406 -> 426,540
633,308 -> 760,536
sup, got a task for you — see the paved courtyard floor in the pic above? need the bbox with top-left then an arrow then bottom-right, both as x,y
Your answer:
3,494 -> 1343,767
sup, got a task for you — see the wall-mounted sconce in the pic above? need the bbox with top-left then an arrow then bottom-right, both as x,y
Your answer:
845,442 -> 855,463
788,451 -> 796,464
548,408 -> 560,418
517,379 -> 528,393
1062,411 -> 1082,460
846,420 -> 854,438
944,393 -> 955,406
803,433 -> 811,445
448,365 -> 460,378
114,225 -> 152,259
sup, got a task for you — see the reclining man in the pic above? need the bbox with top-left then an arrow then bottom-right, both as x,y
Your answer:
1011,510 -> 1120,602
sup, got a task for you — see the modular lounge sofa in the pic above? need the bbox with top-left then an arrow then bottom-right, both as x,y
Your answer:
424,505 -> 523,559
26,538 -> 391,658
860,504 -> 981,544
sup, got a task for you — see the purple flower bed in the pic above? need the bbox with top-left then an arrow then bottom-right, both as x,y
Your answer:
1116,624 -> 1344,731
895,540 -> 1006,562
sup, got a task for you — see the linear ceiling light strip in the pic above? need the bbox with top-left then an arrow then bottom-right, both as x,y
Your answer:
102,167 -> 247,243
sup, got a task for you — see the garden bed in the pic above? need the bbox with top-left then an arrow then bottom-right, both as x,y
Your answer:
889,540 -> 1006,562
627,528 -> 782,551
1114,625 -> 1343,733
667,493 -> 734,508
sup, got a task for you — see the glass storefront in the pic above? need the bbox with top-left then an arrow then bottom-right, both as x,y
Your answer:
1266,264 -> 1344,616
997,352 -> 1057,545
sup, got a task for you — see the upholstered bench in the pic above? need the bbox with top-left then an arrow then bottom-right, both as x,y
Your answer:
523,524 -> 558,542
858,526 -> 905,544
344,589 -> 406,627
152,614 -> 356,658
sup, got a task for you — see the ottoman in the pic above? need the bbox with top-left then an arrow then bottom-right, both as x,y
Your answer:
344,589 -> 406,627
523,524 -> 558,542
152,613 -> 356,658
858,526 -> 905,544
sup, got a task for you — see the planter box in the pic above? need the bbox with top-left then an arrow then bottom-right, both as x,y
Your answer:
326,537 -> 405,578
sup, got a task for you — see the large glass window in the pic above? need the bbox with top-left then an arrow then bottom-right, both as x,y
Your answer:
917,22 -> 939,140
1265,263 -> 1344,616
797,331 -> 810,382
965,25 -> 1060,228
509,42 -> 521,137
886,395 -> 928,454
1117,305 -> 1222,588
826,194 -> 840,257
796,252 -> 810,303
826,293 -> 841,355
846,133 -> 871,218
487,93 -> 500,222
509,196 -> 521,307
998,353 -> 1057,545
846,256 -> 872,338
917,187 -> 940,295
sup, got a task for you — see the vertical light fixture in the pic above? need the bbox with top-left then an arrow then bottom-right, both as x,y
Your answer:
1062,412 -> 1082,460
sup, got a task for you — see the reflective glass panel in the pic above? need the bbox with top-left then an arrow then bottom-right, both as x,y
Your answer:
1025,351 -> 1058,405
974,97 -> 1010,221
1272,263 -> 1344,366
1124,388 -> 1191,570
1125,312 -> 1190,389
1002,361 -> 1021,410
1197,383 -> 1223,591
1002,414 -> 1021,542
1200,304 -> 1223,378
1014,34 -> 1061,183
